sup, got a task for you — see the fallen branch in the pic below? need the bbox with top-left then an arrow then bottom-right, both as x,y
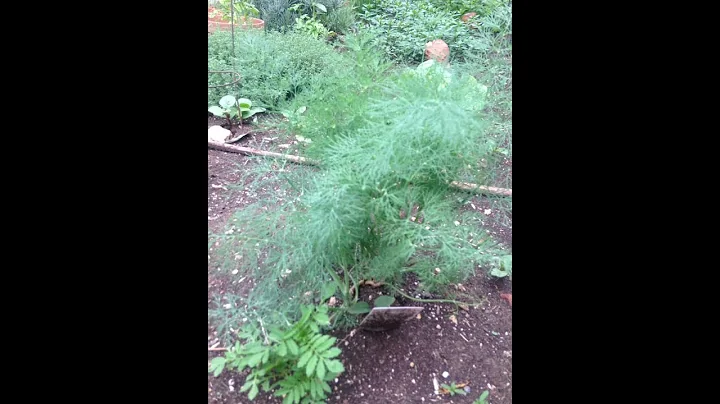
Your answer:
208,141 -> 512,197
207,141 -> 319,165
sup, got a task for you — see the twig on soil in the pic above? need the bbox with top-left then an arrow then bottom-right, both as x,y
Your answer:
208,347 -> 228,351
208,141 -> 512,197
389,285 -> 485,307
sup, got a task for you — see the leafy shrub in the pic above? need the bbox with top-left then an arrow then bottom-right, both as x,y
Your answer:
209,305 -> 344,403
218,57 -> 503,324
359,0 -> 483,63
207,30 -> 343,109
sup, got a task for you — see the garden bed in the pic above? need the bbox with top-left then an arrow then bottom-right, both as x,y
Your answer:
208,117 -> 512,404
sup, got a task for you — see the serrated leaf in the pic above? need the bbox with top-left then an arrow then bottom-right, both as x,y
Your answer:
240,380 -> 253,392
306,355 -> 318,377
313,312 -> 330,325
297,350 -> 312,368
316,358 -> 326,380
247,351 -> 265,367
348,301 -> 371,314
219,95 -> 236,108
312,335 -> 330,349
286,339 -> 299,356
374,295 -> 395,307
315,336 -> 335,353
321,283 -> 336,301
322,347 -> 342,359
249,384 -> 259,400
209,357 -> 226,377
324,359 -> 344,373
208,106 -> 225,116
277,341 -> 288,356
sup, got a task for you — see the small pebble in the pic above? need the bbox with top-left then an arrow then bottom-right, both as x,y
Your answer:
442,371 -> 449,378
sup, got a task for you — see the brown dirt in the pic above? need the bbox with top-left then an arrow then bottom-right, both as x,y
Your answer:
208,116 -> 512,404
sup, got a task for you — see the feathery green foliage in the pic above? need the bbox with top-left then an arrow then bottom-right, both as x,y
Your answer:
208,30 -> 343,109
212,54 -> 504,325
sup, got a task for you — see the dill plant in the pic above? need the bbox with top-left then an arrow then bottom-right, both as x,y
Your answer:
216,58 -> 504,326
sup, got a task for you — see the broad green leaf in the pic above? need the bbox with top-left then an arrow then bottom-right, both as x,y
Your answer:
348,301 -> 371,314
313,312 -> 330,325
324,359 -> 344,373
262,380 -> 270,391
321,283 -> 337,301
240,106 -> 251,112
209,357 -> 226,377
297,350 -> 312,368
312,335 -> 330,349
208,106 -> 225,116
262,349 -> 270,364
306,354 -> 319,377
249,384 -> 259,400
374,295 -> 395,307
283,393 -> 292,404
286,339 -> 299,356
309,322 -> 319,333
237,98 -> 252,108
316,358 -> 326,380
479,390 -> 489,400
277,341 -> 288,356
321,380 -> 332,393
219,95 -> 236,108
310,379 -> 318,399
322,347 -> 342,359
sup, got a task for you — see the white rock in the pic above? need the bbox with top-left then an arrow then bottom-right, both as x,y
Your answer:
208,125 -> 231,142
442,371 -> 449,378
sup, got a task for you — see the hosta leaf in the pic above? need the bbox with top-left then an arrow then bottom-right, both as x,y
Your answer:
374,295 -> 395,307
348,302 -> 371,314
325,359 -> 344,373
297,350 -> 312,368
286,339 -> 299,356
316,358 -> 326,380
219,95 -> 236,108
209,357 -> 225,377
237,98 -> 252,109
306,354 -> 318,377
208,106 -> 225,116
322,347 -> 342,359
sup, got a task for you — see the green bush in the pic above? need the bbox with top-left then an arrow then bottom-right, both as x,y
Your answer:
207,30 -> 343,110
217,56 -> 503,324
359,0 -> 481,63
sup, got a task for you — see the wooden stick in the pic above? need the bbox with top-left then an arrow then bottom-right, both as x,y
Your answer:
208,347 -> 228,351
208,141 -> 512,197
208,141 -> 319,165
